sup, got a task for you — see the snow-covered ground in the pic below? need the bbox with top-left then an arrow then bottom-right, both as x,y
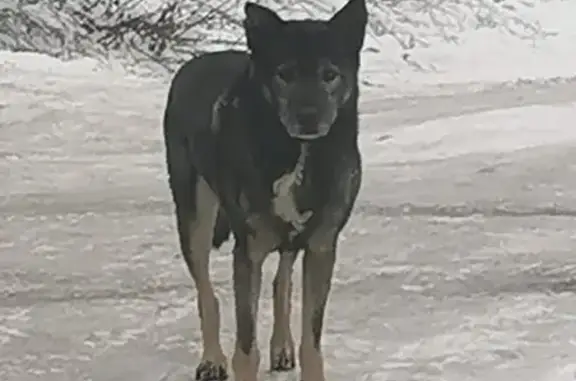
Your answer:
2,1 -> 576,380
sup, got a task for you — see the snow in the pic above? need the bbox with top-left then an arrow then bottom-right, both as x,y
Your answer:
361,0 -> 576,95
362,103 -> 576,164
2,0 -> 576,380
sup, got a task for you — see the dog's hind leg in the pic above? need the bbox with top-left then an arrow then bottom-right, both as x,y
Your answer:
170,164 -> 228,381
269,250 -> 298,372
298,231 -> 337,381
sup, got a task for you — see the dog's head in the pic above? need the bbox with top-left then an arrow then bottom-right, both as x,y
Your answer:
243,0 -> 368,140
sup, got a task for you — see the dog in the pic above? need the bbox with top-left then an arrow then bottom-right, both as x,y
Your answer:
162,0 -> 367,380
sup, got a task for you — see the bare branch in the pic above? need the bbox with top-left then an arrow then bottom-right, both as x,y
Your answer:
0,0 -> 549,73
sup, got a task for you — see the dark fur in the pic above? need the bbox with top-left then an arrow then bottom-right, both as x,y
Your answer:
163,0 -> 367,379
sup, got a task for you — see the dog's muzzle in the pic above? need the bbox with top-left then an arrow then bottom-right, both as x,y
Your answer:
285,107 -> 331,140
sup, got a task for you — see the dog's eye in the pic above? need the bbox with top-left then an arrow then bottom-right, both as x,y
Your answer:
276,65 -> 297,84
321,66 -> 341,83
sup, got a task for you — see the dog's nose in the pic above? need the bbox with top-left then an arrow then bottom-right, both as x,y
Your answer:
295,107 -> 319,129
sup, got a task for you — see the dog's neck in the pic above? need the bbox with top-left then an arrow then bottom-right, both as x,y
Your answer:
271,141 -> 312,234
272,141 -> 310,199
293,142 -> 309,181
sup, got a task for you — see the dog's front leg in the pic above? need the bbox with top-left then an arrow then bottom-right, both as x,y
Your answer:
270,250 -> 298,372
232,236 -> 273,381
299,232 -> 337,381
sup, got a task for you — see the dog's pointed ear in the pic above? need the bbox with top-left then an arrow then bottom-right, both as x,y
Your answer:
244,2 -> 284,51
328,0 -> 368,53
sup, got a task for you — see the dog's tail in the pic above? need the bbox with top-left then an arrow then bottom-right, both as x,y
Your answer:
212,208 -> 231,248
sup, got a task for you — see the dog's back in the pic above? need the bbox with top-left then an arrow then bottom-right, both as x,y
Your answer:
164,50 -> 248,138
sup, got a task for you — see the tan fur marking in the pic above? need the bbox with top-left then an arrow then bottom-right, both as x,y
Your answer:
299,270 -> 326,381
270,251 -> 297,369
190,178 -> 227,370
232,343 -> 260,381
299,339 -> 325,381
298,229 -> 337,381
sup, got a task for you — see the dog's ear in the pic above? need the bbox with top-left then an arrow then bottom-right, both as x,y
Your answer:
244,2 -> 284,51
328,0 -> 368,53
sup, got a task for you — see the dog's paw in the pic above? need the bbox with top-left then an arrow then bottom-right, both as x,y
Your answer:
195,361 -> 228,381
270,347 -> 296,372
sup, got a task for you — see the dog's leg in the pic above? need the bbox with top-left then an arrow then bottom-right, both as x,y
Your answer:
231,233 -> 278,381
270,250 -> 298,372
299,231 -> 337,381
176,177 -> 228,381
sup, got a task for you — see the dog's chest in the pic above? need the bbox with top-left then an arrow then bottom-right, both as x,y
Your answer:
271,143 -> 312,234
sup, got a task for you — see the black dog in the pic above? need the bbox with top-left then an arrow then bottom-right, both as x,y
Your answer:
162,0 -> 367,380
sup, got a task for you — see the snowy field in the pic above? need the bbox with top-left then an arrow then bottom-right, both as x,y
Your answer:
2,0 -> 576,380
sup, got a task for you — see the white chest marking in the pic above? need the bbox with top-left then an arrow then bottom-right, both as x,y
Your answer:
272,143 -> 312,233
